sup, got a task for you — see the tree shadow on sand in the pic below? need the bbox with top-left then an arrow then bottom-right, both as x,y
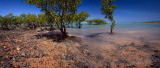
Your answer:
35,31 -> 76,42
85,32 -> 114,38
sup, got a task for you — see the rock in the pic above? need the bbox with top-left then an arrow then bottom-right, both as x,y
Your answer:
82,49 -> 90,56
74,61 -> 88,68
39,54 -> 44,57
15,57 -> 20,62
10,54 -> 14,56
43,53 -> 48,57
5,62 -> 13,68
39,61 -> 43,64
7,57 -> 12,61
22,63 -> 27,67
16,47 -> 20,51
5,49 -> 10,52
117,59 -> 128,64
53,56 -> 58,60
32,60 -> 36,63
96,55 -> 104,60
117,65 -> 121,67
21,52 -> 26,57
103,60 -> 111,68
0,55 -> 2,61
49,49 -> 54,52
154,50 -> 159,53
34,46 -> 37,50
3,46 -> 6,49
35,55 -> 40,58
125,65 -> 136,68
6,53 -> 9,55
25,53 -> 30,58
27,61 -> 31,66
3,57 -> 12,61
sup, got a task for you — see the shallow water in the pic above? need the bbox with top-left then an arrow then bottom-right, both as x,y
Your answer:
67,22 -> 160,56
68,23 -> 160,42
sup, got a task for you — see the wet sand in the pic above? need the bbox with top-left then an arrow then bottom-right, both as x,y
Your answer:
0,28 -> 160,68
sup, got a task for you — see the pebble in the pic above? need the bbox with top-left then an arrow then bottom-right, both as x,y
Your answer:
5,49 -> 10,52
22,63 -> 27,67
5,62 -> 13,68
21,52 -> 26,57
15,57 -> 20,62
16,47 -> 20,51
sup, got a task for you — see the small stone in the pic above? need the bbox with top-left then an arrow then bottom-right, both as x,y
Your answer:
10,53 -> 14,56
39,54 -> 43,57
22,63 -> 26,67
3,46 -> 6,49
21,52 -> 25,57
4,57 -> 12,61
5,49 -> 10,52
16,47 -> 20,51
15,57 -> 20,62
35,55 -> 40,58
5,62 -> 13,68
25,54 -> 30,58
21,58 -> 25,62
82,49 -> 91,56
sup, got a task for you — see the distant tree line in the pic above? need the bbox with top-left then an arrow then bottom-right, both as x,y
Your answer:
0,13 -> 45,30
86,19 -> 107,25
0,11 -> 90,30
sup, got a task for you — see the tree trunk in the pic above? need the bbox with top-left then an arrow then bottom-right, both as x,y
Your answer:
78,22 -> 81,29
60,28 -> 67,39
78,26 -> 81,29
60,17 -> 67,38
33,23 -> 37,29
71,23 -> 73,28
78,21 -> 81,29
67,23 -> 69,28
110,27 -> 113,34
50,24 -> 54,30
110,21 -> 115,34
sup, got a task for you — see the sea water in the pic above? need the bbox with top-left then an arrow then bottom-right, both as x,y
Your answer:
68,23 -> 160,41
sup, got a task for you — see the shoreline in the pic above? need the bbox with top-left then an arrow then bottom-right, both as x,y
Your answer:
123,22 -> 160,23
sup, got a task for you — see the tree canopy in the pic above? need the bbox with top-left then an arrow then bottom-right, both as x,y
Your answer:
86,19 -> 107,25
75,11 -> 90,29
0,13 -> 47,30
101,0 -> 117,34
23,0 -> 82,38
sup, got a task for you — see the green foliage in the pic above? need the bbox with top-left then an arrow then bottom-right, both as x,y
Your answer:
65,14 -> 75,28
12,16 -> 21,26
23,13 -> 38,29
0,15 -> 2,25
75,11 -> 90,28
19,13 -> 26,26
23,0 -> 82,37
101,0 -> 117,34
38,13 -> 47,26
0,15 -> 2,18
0,17 -> 9,28
86,19 -> 107,25
0,13 -> 48,29
0,13 -> 14,29
101,0 -> 117,21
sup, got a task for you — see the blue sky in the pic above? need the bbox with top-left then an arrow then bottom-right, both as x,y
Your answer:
0,0 -> 160,23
